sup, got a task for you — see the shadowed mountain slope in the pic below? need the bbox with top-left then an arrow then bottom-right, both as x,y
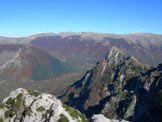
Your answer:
61,47 -> 162,122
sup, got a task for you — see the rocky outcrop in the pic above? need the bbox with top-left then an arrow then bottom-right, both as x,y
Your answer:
0,88 -> 89,122
91,114 -> 128,122
61,47 -> 162,122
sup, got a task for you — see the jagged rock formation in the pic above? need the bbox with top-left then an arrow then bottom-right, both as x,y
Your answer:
133,64 -> 162,122
61,47 -> 162,122
0,88 -> 89,122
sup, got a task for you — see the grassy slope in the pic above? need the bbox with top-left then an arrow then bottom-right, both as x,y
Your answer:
31,56 -> 75,81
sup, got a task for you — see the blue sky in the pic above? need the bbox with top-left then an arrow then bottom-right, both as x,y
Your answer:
0,0 -> 162,36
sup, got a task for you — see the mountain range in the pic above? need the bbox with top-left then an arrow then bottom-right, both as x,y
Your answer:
0,32 -> 162,71
0,32 -> 162,121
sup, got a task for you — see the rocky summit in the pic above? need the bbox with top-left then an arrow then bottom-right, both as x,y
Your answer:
61,47 -> 162,122
0,88 -> 89,122
0,88 -> 128,122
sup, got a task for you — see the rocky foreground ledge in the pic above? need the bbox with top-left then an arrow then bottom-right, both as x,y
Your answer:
0,88 -> 127,122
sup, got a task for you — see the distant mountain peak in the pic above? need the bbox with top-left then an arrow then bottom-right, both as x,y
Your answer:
0,44 -> 74,81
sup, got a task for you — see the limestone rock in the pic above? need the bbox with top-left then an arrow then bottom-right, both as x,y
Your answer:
0,88 -> 88,122
91,114 -> 128,122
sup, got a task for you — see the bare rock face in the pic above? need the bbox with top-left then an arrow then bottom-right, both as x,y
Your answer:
61,47 -> 162,122
0,88 -> 89,122
105,47 -> 127,66
91,114 -> 128,122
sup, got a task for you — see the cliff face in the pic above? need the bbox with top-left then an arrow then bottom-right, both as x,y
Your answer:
0,88 -> 89,122
61,47 -> 162,122
134,64 -> 162,122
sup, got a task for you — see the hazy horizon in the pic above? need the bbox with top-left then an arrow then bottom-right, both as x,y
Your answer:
0,0 -> 162,36
0,31 -> 162,38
